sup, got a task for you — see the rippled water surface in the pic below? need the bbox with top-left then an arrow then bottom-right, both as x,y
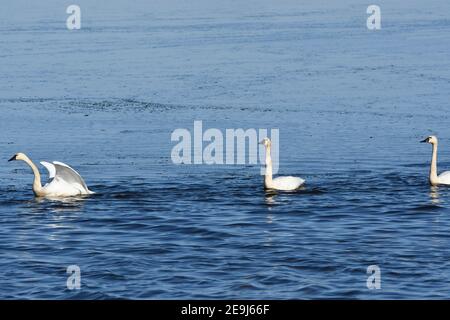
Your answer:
1,0 -> 450,299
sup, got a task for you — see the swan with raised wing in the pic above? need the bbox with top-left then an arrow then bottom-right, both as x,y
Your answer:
260,138 -> 305,191
8,153 -> 94,197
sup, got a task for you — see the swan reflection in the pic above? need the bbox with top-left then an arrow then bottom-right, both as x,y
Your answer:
264,190 -> 278,207
33,195 -> 87,213
429,186 -> 441,205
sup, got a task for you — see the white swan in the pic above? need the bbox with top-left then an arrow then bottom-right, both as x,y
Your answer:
421,135 -> 450,186
8,153 -> 94,197
260,138 -> 305,191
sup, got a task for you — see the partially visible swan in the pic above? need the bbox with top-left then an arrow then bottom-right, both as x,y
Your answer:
260,138 -> 305,191
8,153 -> 94,197
421,135 -> 450,186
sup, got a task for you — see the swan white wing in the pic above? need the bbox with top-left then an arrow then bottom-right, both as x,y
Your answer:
272,176 -> 305,191
52,161 -> 91,193
438,171 -> 450,185
40,161 -> 56,180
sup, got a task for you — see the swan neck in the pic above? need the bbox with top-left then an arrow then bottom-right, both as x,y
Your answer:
430,143 -> 439,185
23,156 -> 43,195
264,145 -> 273,187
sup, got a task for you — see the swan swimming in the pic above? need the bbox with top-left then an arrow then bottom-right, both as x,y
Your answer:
421,135 -> 450,186
260,138 -> 305,191
8,153 -> 94,197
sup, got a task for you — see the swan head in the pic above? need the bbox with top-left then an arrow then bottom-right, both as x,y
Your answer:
421,135 -> 438,145
260,137 -> 272,148
8,152 -> 28,162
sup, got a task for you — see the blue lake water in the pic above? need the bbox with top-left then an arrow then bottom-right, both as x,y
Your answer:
1,0 -> 450,299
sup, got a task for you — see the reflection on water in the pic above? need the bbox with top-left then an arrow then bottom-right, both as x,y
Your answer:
264,187 -> 307,207
429,186 -> 441,205
264,190 -> 278,207
33,196 -> 88,214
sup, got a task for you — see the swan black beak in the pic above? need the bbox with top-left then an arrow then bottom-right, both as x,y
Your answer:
8,155 -> 17,162
420,138 -> 429,143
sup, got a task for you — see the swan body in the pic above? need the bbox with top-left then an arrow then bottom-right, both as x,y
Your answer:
260,138 -> 305,191
9,153 -> 94,197
270,176 -> 305,191
436,171 -> 450,185
421,135 -> 450,186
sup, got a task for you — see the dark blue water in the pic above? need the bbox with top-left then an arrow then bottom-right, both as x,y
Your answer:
1,0 -> 450,299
